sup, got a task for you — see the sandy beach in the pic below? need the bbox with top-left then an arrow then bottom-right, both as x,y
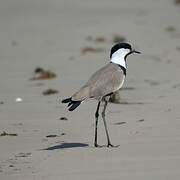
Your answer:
0,0 -> 180,179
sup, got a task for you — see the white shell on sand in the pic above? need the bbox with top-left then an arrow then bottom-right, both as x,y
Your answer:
15,98 -> 23,102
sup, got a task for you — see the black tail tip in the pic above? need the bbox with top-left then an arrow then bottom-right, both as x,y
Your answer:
68,101 -> 81,111
62,98 -> 71,103
62,97 -> 81,111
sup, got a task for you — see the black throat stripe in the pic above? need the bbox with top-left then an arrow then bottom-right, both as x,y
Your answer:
118,65 -> 126,76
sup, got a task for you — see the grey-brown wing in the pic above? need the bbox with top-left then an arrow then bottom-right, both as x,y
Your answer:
86,63 -> 125,99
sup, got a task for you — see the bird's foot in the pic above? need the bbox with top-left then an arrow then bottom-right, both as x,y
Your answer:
107,143 -> 120,148
94,143 -> 119,148
94,143 -> 103,148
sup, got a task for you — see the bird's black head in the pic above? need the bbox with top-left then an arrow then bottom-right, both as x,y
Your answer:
110,43 -> 140,59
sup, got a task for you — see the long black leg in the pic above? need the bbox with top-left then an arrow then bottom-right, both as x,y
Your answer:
102,99 -> 118,147
102,99 -> 111,146
94,101 -> 101,147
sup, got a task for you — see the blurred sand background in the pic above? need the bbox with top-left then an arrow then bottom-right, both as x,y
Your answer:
0,0 -> 180,179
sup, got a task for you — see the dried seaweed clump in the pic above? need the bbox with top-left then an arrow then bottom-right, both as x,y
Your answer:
174,0 -> 180,5
112,34 -> 126,43
0,131 -> 18,137
86,36 -> 106,43
59,117 -> 68,121
31,67 -> 57,80
42,89 -> 59,95
166,26 -> 176,32
81,47 -> 105,55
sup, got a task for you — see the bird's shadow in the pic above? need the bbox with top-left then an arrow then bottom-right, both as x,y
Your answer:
43,142 -> 89,150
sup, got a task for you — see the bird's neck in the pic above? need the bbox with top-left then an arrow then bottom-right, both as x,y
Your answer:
110,50 -> 127,69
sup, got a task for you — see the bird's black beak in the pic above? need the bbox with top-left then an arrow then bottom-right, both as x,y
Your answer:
131,49 -> 141,54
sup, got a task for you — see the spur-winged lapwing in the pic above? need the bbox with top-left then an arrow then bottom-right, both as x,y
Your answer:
62,42 -> 140,147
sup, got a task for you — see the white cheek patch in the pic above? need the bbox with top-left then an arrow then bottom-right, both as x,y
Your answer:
120,48 -> 131,55
110,48 -> 130,68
